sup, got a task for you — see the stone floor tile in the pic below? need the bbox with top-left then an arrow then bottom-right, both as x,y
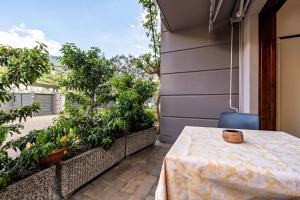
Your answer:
128,182 -> 154,200
145,195 -> 155,200
135,174 -> 157,185
121,181 -> 140,194
69,141 -> 170,200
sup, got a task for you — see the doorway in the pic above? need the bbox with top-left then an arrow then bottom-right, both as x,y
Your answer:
258,0 -> 286,130
277,0 -> 300,137
259,0 -> 300,135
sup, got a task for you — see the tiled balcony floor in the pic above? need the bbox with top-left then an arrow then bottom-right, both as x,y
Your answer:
69,141 -> 171,200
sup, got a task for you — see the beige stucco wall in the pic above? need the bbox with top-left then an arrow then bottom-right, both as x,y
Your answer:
277,0 -> 300,138
277,0 -> 300,37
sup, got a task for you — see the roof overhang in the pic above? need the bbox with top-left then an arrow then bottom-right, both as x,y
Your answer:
157,0 -> 238,32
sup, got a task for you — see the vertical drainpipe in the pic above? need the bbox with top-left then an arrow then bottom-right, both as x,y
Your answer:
209,0 -> 251,113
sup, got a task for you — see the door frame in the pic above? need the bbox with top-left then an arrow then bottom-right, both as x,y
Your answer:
258,0 -> 286,130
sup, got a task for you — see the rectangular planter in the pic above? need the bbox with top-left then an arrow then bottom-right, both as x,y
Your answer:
59,137 -> 125,198
0,166 -> 58,200
126,127 -> 157,156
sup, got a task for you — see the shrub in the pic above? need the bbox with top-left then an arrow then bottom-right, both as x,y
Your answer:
51,114 -> 114,149
103,74 -> 157,134
58,44 -> 115,147
141,108 -> 156,130
0,116 -> 79,190
0,44 -> 51,189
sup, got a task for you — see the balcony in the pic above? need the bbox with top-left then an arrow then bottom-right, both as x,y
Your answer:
1,0 -> 300,199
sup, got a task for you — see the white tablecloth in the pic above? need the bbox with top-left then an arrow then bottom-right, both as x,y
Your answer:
156,126 -> 300,200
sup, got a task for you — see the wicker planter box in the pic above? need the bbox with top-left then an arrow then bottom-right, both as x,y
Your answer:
59,137 -> 125,198
0,166 -> 58,200
126,127 -> 157,156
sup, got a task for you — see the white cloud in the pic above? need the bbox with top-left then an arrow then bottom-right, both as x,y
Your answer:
139,10 -> 147,24
95,17 -> 151,58
0,23 -> 61,56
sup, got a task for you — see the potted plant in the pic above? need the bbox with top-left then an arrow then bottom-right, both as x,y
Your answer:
39,132 -> 78,167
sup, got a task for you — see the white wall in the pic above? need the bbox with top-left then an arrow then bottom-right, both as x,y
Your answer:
240,0 -> 267,114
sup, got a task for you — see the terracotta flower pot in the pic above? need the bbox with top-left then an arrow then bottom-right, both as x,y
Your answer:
40,148 -> 69,167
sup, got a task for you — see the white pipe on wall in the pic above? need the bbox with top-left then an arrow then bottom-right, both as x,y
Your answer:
229,22 -> 239,113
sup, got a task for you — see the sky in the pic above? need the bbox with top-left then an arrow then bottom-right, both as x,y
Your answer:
0,0 -> 151,58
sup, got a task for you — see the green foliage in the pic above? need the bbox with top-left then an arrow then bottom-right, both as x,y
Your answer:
0,103 -> 40,124
0,43 -> 51,102
143,108 -> 156,128
36,56 -> 69,85
139,0 -> 160,60
135,0 -> 160,75
103,74 -> 157,133
0,37 -> 159,191
0,116 -> 79,190
46,114 -> 113,149
100,136 -> 113,150
111,55 -> 151,79
0,124 -> 23,145
0,151 -> 16,189
136,0 -> 161,132
6,119 -> 78,155
58,44 -> 116,147
101,106 -> 128,136
133,53 -> 160,77
0,44 -> 51,190
59,43 -> 114,120
64,91 -> 90,116
0,44 -> 50,144
0,103 -> 40,144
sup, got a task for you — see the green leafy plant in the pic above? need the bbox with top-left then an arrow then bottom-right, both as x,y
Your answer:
0,116 -> 79,190
0,44 -> 50,144
59,43 -> 114,121
0,43 -> 51,189
103,74 -> 157,134
63,114 -> 115,148
135,0 -> 161,132
0,152 -> 16,190
101,107 -> 127,136
58,44 -> 116,147
111,55 -> 150,79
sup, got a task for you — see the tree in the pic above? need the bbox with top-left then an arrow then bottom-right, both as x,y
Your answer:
59,43 -> 114,124
0,44 -> 50,188
135,0 -> 161,132
111,55 -> 150,79
0,43 -> 50,145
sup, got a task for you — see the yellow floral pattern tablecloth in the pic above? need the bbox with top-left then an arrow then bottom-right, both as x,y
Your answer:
155,126 -> 300,200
